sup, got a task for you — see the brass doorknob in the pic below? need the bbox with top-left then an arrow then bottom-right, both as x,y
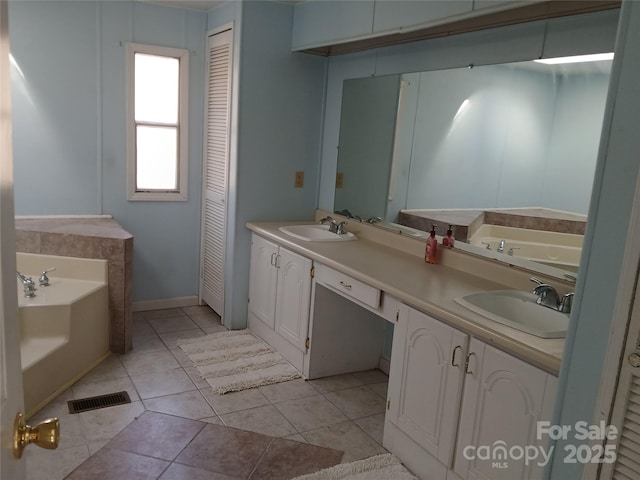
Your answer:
13,412 -> 60,459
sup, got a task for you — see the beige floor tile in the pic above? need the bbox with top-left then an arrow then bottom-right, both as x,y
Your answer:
143,390 -> 216,420
258,379 -> 319,403
130,332 -> 167,354
351,369 -> 389,385
121,350 -> 180,376
148,315 -> 199,334
324,385 -> 386,419
130,368 -> 196,399
78,401 -> 145,445
160,329 -> 206,349
308,373 -> 364,393
142,308 -> 184,320
132,317 -> 154,336
72,375 -> 141,403
169,347 -> 195,367
354,413 -> 385,444
302,421 -> 387,463
201,416 -> 224,425
220,405 -> 297,437
30,412 -> 86,450
367,381 -> 388,399
282,433 -> 308,443
201,387 -> 270,415
183,366 -> 210,389
274,395 -> 348,432
202,325 -> 231,335
25,444 -> 90,480
78,355 -> 128,384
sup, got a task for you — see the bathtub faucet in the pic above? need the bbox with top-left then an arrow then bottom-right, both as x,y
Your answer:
17,271 -> 37,298
39,267 -> 56,287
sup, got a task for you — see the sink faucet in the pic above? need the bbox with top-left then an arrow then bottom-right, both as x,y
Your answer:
17,271 -> 37,298
530,277 -> 573,313
319,216 -> 348,235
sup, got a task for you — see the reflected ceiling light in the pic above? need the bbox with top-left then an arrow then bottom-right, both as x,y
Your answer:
454,99 -> 470,122
9,53 -> 25,79
534,53 -> 614,65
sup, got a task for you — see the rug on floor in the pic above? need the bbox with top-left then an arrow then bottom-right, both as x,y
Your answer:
290,453 -> 418,480
177,330 -> 302,394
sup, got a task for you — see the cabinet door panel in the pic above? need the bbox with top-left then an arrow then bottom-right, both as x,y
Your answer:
248,235 -> 278,329
454,339 -> 557,480
275,248 -> 312,351
373,0 -> 472,34
388,305 -> 468,466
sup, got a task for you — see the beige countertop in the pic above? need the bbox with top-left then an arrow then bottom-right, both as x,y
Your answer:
247,221 -> 565,375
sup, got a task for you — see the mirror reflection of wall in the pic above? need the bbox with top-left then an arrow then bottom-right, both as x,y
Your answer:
334,59 -> 611,224
334,75 -> 400,221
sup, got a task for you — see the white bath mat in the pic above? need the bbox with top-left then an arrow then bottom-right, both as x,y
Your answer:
177,330 -> 302,394
290,453 -> 418,480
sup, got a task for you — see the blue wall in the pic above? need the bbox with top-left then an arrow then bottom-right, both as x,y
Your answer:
9,0 -> 207,303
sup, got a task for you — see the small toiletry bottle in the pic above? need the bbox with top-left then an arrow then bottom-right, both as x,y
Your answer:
425,224 -> 438,264
443,225 -> 455,247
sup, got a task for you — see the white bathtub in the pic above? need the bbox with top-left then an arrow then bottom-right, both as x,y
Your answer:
468,225 -> 583,271
17,253 -> 110,418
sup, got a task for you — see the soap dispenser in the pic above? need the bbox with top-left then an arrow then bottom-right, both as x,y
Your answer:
442,225 -> 455,248
425,224 -> 438,264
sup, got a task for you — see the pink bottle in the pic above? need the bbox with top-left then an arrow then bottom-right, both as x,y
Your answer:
425,224 -> 438,264
442,225 -> 455,248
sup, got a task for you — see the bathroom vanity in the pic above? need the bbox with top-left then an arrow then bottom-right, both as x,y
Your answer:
246,214 -> 565,479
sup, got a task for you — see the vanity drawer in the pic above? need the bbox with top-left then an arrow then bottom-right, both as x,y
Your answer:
315,264 -> 381,309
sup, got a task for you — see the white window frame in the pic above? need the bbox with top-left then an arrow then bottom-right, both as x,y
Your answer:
126,42 -> 189,201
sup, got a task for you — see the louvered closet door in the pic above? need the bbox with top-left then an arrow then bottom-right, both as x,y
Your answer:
200,29 -> 232,316
601,267 -> 640,479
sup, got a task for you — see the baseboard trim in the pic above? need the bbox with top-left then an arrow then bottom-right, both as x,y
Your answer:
133,296 -> 200,312
379,356 -> 391,375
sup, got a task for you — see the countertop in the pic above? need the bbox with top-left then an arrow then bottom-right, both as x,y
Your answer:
247,221 -> 565,375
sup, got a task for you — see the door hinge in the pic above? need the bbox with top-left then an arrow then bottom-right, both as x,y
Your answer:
305,337 -> 310,350
387,400 -> 391,410
395,310 -> 399,322
310,266 -> 315,278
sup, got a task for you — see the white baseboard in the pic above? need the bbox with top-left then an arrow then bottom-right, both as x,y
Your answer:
379,356 -> 391,375
133,296 -> 200,312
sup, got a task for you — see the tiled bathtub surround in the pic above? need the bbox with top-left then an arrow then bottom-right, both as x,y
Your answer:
25,306 -> 390,480
15,217 -> 133,353
398,207 -> 587,242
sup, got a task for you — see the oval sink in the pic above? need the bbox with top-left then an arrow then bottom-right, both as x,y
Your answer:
455,290 -> 569,338
278,225 -> 357,242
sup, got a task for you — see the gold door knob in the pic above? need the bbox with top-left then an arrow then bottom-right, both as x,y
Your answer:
13,412 -> 60,459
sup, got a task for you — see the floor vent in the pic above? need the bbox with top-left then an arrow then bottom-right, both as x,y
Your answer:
68,391 -> 131,414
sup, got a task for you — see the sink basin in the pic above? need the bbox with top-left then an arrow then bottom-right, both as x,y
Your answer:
278,225 -> 357,242
455,290 -> 569,338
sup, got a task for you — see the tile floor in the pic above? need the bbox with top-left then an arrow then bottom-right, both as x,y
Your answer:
25,306 -> 390,480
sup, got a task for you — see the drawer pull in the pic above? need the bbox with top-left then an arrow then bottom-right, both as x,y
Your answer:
464,352 -> 476,375
339,281 -> 352,290
451,345 -> 462,367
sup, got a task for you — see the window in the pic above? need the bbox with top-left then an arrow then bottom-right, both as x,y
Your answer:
126,43 -> 189,201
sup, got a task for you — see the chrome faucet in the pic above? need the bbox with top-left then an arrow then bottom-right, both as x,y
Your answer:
366,216 -> 382,224
530,277 -> 573,313
17,271 -> 37,298
319,216 -> 348,235
39,267 -> 56,287
497,240 -> 506,253
319,216 -> 339,233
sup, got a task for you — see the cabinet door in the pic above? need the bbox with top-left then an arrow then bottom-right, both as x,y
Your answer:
274,247 -> 312,351
248,235 -> 278,329
387,305 -> 469,466
453,339 -> 558,480
373,0 -> 472,34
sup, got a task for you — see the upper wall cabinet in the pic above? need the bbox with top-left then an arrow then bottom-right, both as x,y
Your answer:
291,0 -> 530,51
291,0 -> 375,51
372,0 -> 472,34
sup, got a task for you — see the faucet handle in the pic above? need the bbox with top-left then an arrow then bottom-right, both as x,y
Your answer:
39,267 -> 56,287
336,221 -> 348,235
559,293 -> 574,313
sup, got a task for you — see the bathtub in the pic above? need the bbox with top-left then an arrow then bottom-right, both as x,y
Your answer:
468,225 -> 583,271
17,253 -> 110,418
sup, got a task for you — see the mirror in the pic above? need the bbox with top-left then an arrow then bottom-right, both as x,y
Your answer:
334,58 -> 612,277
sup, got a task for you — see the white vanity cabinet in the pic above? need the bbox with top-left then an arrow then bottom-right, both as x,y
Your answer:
248,234 -> 313,371
384,304 -> 557,480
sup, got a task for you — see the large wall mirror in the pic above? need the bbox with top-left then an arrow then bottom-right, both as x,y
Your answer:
333,56 -> 612,278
